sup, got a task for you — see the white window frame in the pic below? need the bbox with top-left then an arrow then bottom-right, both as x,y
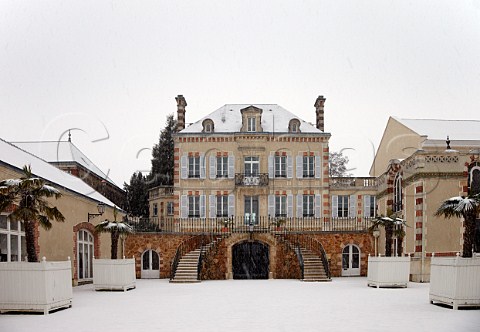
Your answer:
0,215 -> 26,262
244,156 -> 259,176
303,156 -> 315,178
188,196 -> 200,218
216,195 -> 229,217
303,195 -> 315,217
217,156 -> 228,178
167,202 -> 174,216
247,116 -> 256,132
188,156 -> 200,178
275,196 -> 287,217
152,203 -> 158,216
393,174 -> 402,212
338,195 -> 349,218
77,229 -> 94,280
275,155 -> 287,178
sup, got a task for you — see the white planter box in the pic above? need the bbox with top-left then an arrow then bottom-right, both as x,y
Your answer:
0,259 -> 73,314
367,256 -> 411,288
429,256 -> 480,310
93,258 -> 136,291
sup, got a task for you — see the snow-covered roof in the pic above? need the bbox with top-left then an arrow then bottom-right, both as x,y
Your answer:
0,138 -> 116,207
394,117 -> 480,141
180,104 -> 324,134
12,140 -> 119,188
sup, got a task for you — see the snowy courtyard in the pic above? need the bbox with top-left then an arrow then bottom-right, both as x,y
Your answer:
1,278 -> 479,332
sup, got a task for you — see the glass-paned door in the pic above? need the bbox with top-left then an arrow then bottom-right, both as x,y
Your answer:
244,157 -> 259,176
342,244 -> 360,276
77,230 -> 94,280
141,250 -> 160,279
244,196 -> 259,225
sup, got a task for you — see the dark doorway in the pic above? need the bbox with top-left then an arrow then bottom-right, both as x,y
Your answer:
232,241 -> 269,279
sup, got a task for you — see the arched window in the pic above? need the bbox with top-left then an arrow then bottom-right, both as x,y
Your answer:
141,249 -> 160,279
469,165 -> 480,195
202,119 -> 214,133
393,173 -> 402,212
77,229 -> 94,280
288,119 -> 301,133
342,244 -> 360,276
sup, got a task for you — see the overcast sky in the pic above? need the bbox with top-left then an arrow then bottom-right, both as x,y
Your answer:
1,1 -> 479,187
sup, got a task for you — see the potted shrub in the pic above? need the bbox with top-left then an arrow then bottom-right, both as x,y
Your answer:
0,165 -> 72,314
217,217 -> 230,232
271,217 -> 286,232
430,194 -> 480,309
367,213 -> 410,288
93,209 -> 135,291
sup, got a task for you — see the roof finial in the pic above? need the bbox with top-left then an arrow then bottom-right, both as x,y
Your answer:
68,130 -> 71,142
446,135 -> 451,150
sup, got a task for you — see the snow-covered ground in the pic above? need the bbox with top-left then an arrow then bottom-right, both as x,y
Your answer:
1,278 -> 479,332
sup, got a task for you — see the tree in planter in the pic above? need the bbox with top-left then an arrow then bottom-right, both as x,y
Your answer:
434,194 -> 480,258
95,208 -> 133,259
0,165 -> 65,262
369,213 -> 406,257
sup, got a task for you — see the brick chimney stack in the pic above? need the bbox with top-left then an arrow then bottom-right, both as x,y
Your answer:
175,95 -> 187,131
314,95 -> 326,131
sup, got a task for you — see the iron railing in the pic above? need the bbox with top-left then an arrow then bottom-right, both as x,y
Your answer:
285,234 -> 331,279
129,216 -> 373,234
234,173 -> 269,186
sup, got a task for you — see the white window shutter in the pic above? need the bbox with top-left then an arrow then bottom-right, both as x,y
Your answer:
315,194 -> 321,218
209,156 -> 216,179
287,194 -> 293,218
332,195 -> 338,218
181,195 -> 188,218
268,195 -> 275,217
181,155 -> 188,179
296,194 -> 303,218
287,156 -> 293,178
268,155 -> 274,179
200,155 -> 206,179
315,155 -> 321,179
349,195 -> 356,218
228,155 -> 235,179
228,194 -> 235,217
200,195 -> 206,218
209,195 -> 216,218
296,155 -> 303,179
364,195 -> 371,217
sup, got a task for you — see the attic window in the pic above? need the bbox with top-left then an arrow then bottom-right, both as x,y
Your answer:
247,117 -> 256,132
202,119 -> 214,133
289,119 -> 301,133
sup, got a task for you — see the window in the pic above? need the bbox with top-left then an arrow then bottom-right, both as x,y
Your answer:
364,195 -> 376,218
188,196 -> 200,217
275,196 -> 287,217
216,195 -> 228,217
244,157 -> 259,176
247,117 -> 256,132
393,174 -> 402,212
338,195 -> 349,218
217,156 -> 228,178
303,156 -> 315,178
77,229 -> 94,279
153,203 -> 158,216
289,119 -> 301,133
275,156 -> 287,178
202,119 -> 214,133
167,202 -> 174,216
188,156 -> 200,178
0,215 -> 26,262
369,196 -> 376,217
303,195 -> 314,217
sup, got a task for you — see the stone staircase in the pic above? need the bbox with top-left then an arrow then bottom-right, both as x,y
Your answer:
300,247 -> 331,282
170,248 -> 202,283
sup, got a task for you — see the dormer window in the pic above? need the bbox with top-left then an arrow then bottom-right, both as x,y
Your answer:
202,119 -> 214,133
247,117 -> 256,132
289,119 -> 301,133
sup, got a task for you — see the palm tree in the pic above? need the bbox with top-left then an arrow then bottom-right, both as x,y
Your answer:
370,213 -> 406,257
0,165 -> 65,262
95,208 -> 133,259
434,195 -> 479,258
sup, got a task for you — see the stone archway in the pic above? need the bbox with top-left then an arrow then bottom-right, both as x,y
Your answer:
232,240 -> 269,279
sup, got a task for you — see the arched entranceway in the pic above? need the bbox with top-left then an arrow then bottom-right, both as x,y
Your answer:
141,249 -> 160,279
77,229 -> 94,280
342,244 -> 360,276
232,241 -> 269,279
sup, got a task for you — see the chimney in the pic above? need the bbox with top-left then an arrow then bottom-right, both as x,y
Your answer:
175,95 -> 187,131
314,95 -> 326,131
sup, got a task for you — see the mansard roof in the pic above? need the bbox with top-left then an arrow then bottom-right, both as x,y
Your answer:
180,104 -> 325,134
0,138 -> 116,207
393,117 -> 480,141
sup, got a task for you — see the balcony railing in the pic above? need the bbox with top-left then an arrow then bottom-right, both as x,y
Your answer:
330,177 -> 377,188
234,173 -> 269,186
128,216 -> 373,234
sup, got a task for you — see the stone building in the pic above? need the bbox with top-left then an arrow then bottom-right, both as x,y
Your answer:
0,138 -> 120,285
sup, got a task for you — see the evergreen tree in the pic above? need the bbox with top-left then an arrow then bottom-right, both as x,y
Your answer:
329,151 -> 352,177
123,172 -> 149,217
149,114 -> 177,187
